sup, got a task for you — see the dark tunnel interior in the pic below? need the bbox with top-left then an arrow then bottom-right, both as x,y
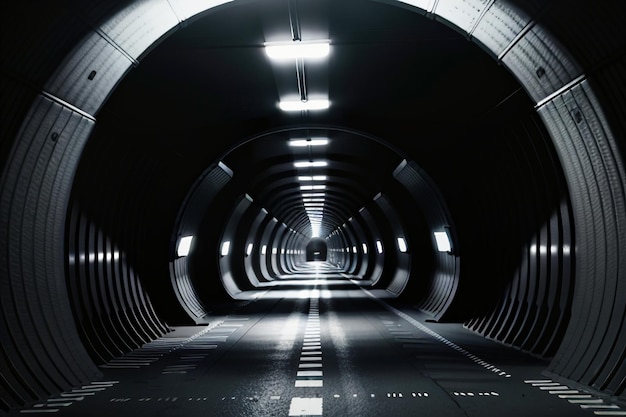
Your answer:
1,0 -> 626,415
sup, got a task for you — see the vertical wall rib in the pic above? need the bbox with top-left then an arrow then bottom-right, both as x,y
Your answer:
66,201 -> 170,364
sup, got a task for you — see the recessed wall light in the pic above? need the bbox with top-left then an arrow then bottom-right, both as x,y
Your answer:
434,230 -> 452,253
177,236 -> 194,257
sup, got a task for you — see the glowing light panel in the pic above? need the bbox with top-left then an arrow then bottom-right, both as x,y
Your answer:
265,41 -> 330,61
177,236 -> 194,257
220,241 -> 231,256
280,99 -> 330,112
289,138 -> 329,147
434,231 -> 452,252
397,237 -> 408,253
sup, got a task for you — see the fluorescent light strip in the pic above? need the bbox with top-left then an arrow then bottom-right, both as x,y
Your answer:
289,138 -> 329,147
280,99 -> 330,112
294,161 -> 327,168
301,185 -> 326,190
302,193 -> 325,198
264,41 -> 330,61
298,175 -> 327,181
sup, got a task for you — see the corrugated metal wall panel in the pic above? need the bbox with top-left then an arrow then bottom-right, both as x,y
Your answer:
541,80 -> 626,397
99,0 -> 180,60
434,0 -> 492,35
45,31 -> 134,116
0,96 -> 101,412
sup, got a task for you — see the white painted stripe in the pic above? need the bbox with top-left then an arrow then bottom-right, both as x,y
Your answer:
568,399 -> 605,404
301,351 -> 322,355
300,356 -> 322,361
295,380 -> 323,387
289,397 -> 323,416
593,411 -> 626,416
580,405 -> 620,409
549,390 -> 580,394
297,371 -> 323,377
299,363 -> 323,368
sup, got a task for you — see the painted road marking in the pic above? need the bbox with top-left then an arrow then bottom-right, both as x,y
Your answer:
289,397 -> 323,416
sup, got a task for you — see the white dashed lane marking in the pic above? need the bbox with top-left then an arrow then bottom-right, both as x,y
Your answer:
291,297 -> 324,415
525,380 -> 626,415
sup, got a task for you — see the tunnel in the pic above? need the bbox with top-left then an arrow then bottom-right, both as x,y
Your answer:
1,0 -> 626,415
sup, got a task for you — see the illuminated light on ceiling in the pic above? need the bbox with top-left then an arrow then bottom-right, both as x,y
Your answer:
434,230 -> 452,253
301,185 -> 326,191
279,99 -> 330,112
303,198 -> 325,202
302,193 -> 325,198
289,138 -> 329,147
376,240 -> 384,254
272,247 -> 278,255
264,40 -> 330,61
397,237 -> 408,253
298,175 -> 327,181
294,160 -> 328,168
246,243 -> 253,256
352,246 -> 358,254
362,243 -> 368,254
261,245 -> 267,255
177,236 -> 194,257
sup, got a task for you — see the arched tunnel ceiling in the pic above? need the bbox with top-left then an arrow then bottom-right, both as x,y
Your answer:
95,0 -> 526,238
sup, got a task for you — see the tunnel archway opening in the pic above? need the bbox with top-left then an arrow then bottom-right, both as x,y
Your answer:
306,238 -> 327,262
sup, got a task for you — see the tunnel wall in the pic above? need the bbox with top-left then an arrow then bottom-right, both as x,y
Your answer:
461,115 -> 575,358
393,160 -> 459,320
67,202 -> 170,362
172,162 -> 234,320
1,0 -> 626,411
0,97 -> 103,413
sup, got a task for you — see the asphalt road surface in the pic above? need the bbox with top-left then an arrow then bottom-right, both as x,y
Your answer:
14,264 -> 625,417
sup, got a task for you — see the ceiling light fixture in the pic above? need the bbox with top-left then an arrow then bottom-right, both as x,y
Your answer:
279,99 -> 330,112
298,175 -> 328,181
289,138 -> 329,147
294,161 -> 328,168
264,40 -> 330,61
